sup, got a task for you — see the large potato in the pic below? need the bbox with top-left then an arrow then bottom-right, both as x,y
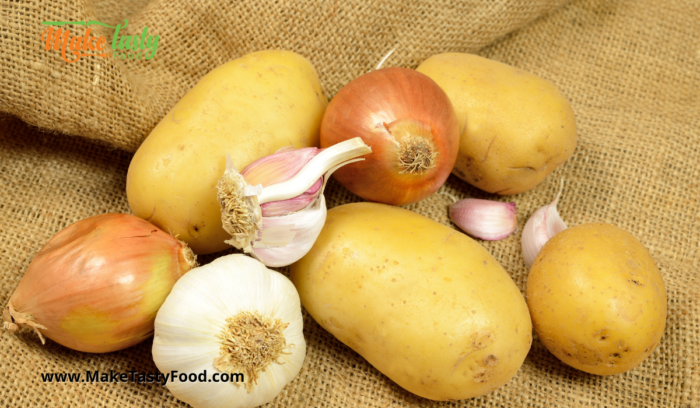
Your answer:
526,223 -> 667,375
417,53 -> 577,195
290,203 -> 532,400
127,50 -> 327,254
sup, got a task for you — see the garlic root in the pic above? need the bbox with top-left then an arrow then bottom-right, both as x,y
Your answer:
217,165 -> 262,253
214,311 -> 291,393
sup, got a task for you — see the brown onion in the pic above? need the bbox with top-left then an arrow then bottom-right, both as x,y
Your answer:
2,214 -> 196,353
320,67 -> 459,206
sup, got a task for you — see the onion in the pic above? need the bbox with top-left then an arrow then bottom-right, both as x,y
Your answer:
320,67 -> 460,206
2,213 -> 196,353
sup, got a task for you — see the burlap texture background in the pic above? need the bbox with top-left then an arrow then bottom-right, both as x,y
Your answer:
1,0 -> 698,407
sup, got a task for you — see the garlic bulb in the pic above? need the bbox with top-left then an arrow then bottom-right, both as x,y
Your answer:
152,254 -> 305,408
521,185 -> 567,268
217,138 -> 371,267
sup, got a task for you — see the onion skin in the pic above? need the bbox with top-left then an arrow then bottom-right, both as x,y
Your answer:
320,67 -> 459,206
3,214 -> 196,353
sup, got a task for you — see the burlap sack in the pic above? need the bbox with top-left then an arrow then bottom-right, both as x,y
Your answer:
1,0 -> 698,407
0,0 -> 568,151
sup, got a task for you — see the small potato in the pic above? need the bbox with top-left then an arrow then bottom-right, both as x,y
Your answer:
290,203 -> 532,400
127,50 -> 327,254
526,223 -> 667,375
417,53 -> 577,195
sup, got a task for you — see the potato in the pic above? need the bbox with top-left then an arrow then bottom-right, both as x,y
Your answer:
290,203 -> 532,400
416,53 -> 577,195
526,223 -> 667,375
127,50 -> 327,254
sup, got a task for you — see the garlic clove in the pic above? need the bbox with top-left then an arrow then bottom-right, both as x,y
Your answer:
251,159 -> 365,267
521,186 -> 567,268
243,147 -> 324,216
449,198 -> 517,240
252,195 -> 327,267
255,137 -> 371,204
259,178 -> 322,217
241,147 -> 322,187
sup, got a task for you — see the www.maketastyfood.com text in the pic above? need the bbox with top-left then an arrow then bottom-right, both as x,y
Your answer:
40,370 -> 243,385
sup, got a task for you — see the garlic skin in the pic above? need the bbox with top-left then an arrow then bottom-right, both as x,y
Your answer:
521,188 -> 567,268
449,198 -> 517,240
217,138 -> 371,267
152,254 -> 305,408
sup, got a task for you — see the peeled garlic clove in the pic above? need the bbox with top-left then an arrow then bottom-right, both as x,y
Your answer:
152,254 -> 305,408
521,187 -> 567,268
252,195 -> 328,267
449,198 -> 517,240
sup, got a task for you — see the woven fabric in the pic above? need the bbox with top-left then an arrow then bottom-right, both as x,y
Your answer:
1,0 -> 699,407
0,0 -> 566,152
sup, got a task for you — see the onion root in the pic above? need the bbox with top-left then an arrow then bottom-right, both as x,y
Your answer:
3,303 -> 47,344
398,135 -> 437,174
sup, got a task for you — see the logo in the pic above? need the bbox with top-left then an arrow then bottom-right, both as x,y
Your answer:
41,20 -> 159,63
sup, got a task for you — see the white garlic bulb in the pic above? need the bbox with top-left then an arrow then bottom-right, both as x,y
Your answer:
152,254 -> 306,408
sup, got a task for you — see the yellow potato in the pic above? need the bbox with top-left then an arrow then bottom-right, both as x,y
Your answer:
526,223 -> 667,375
290,203 -> 532,400
416,53 -> 577,195
127,50 -> 327,254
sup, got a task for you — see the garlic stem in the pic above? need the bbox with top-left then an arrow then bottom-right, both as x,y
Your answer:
257,137 -> 371,204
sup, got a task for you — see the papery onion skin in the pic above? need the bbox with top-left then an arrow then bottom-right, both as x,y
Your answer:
320,67 -> 459,206
3,214 -> 196,353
